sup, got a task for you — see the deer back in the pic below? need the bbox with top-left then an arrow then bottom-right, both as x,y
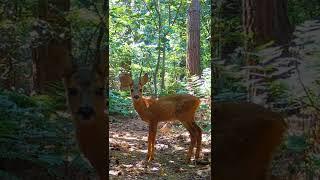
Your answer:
214,102 -> 286,180
134,94 -> 200,122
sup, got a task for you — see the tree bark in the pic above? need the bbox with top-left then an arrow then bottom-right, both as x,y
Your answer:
243,0 -> 293,101
243,0 -> 293,46
187,0 -> 201,76
32,0 -> 71,94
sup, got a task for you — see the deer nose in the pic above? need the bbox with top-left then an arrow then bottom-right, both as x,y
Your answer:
133,95 -> 139,99
78,106 -> 94,118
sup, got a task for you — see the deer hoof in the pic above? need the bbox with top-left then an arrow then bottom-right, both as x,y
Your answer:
146,155 -> 154,162
195,154 -> 200,160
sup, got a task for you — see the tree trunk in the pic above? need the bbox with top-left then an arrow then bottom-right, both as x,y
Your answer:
153,20 -> 161,96
160,42 -> 165,93
243,0 -> 293,101
243,0 -> 293,46
160,5 -> 171,94
32,0 -> 71,94
0,0 -> 19,90
186,0 -> 201,76
153,0 -> 161,97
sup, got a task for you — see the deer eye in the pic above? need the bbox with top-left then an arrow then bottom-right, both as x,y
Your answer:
139,89 -> 142,92
68,88 -> 78,96
130,89 -> 134,92
95,88 -> 104,96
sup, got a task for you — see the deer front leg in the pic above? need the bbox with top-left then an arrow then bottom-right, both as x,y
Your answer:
146,122 -> 158,162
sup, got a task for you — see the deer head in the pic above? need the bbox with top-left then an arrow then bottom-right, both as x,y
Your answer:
119,73 -> 148,101
63,52 -> 106,122
62,51 -> 107,179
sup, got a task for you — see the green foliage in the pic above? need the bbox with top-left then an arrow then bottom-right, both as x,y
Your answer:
214,90 -> 247,103
0,16 -> 34,89
0,90 -> 92,178
1,91 -> 37,108
307,154 -> 320,171
164,80 -> 188,95
188,69 -> 211,132
286,135 -> 308,153
109,90 -> 135,117
109,0 -> 211,126
277,134 -> 320,175
288,0 -> 320,25
0,169 -> 20,180
268,81 -> 290,101
190,68 -> 211,98
69,154 -> 94,173
109,0 -> 210,95
41,81 -> 69,110
214,0 -> 320,177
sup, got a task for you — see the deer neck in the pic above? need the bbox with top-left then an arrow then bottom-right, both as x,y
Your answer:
132,97 -> 155,122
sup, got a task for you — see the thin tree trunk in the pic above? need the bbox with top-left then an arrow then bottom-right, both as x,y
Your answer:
153,0 -> 161,96
242,0 -> 252,101
160,4 -> 171,93
160,43 -> 165,93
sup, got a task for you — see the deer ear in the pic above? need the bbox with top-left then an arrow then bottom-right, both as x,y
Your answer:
140,73 -> 149,85
119,73 -> 132,90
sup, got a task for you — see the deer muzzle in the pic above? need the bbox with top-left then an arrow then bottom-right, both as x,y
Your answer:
78,106 -> 95,120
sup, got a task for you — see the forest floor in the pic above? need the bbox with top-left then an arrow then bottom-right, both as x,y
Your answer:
109,115 -> 211,180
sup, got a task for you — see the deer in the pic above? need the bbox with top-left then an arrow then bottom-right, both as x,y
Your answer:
214,102 -> 287,180
119,72 -> 202,163
63,51 -> 107,180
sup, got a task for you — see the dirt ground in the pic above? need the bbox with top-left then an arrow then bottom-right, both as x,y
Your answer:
109,115 -> 211,180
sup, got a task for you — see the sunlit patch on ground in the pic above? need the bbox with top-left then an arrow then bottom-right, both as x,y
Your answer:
109,115 -> 211,179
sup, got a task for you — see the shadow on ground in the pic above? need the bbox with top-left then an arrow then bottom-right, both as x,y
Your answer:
109,115 -> 211,179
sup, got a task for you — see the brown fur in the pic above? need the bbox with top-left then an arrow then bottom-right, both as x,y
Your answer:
214,102 -> 287,180
64,62 -> 107,179
119,73 -> 202,162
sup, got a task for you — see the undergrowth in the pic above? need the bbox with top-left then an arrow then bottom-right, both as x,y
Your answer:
0,89 -> 94,179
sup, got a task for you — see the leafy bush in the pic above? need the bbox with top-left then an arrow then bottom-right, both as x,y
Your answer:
188,69 -> 212,132
109,90 -> 135,117
0,89 -> 93,179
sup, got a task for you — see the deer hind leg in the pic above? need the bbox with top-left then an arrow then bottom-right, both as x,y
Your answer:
146,122 -> 158,162
181,121 -> 196,163
192,121 -> 202,160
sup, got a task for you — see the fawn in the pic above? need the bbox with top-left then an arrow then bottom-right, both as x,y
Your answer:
119,72 -> 202,163
214,102 -> 287,180
63,53 -> 107,180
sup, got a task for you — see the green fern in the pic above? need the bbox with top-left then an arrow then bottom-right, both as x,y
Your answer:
0,89 -> 91,178
0,170 -> 20,180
